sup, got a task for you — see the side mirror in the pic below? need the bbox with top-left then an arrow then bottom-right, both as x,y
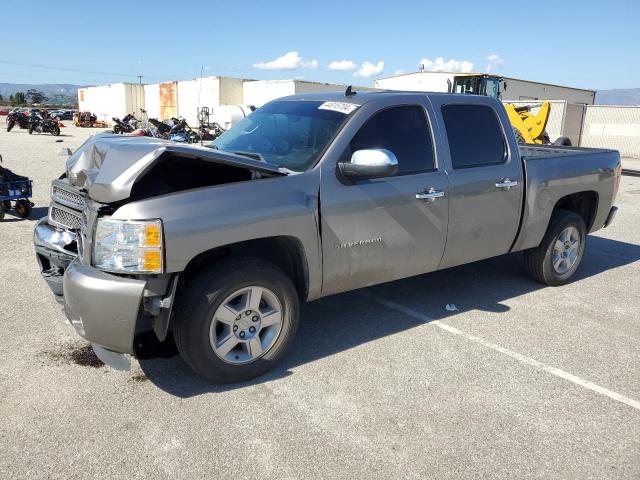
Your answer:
338,149 -> 398,180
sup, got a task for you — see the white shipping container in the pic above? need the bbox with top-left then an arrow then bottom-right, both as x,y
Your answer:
77,83 -> 145,126
176,76 -> 244,126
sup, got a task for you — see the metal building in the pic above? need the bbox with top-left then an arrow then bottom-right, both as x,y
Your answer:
243,79 -> 348,108
374,71 -> 596,105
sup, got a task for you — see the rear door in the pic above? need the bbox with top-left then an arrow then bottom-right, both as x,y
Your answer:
429,97 -> 523,268
319,98 -> 449,296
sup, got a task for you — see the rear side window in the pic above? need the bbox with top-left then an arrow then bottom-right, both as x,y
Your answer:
441,104 -> 507,169
350,105 -> 435,174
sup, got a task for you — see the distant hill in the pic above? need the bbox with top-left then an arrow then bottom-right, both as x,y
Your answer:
0,83 -> 87,106
595,88 -> 640,105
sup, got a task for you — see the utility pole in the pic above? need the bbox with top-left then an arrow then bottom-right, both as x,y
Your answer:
137,75 -> 143,84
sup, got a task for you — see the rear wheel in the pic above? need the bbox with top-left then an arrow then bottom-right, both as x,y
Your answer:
523,210 -> 586,286
173,257 -> 299,383
2,200 -> 11,211
513,127 -> 526,145
14,200 -> 32,219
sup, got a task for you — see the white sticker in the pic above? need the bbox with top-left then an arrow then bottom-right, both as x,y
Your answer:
318,101 -> 359,114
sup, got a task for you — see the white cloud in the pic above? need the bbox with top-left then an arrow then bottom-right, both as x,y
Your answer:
353,60 -> 385,78
419,57 -> 474,73
327,60 -> 357,71
485,54 -> 504,72
253,51 -> 318,70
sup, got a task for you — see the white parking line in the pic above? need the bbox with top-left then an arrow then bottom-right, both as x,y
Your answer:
363,293 -> 640,412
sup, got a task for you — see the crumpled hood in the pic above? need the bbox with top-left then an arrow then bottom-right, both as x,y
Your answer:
66,133 -> 285,204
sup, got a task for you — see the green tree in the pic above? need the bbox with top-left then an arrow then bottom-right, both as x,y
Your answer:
0,94 -> 3,102
13,92 -> 26,104
26,89 -> 48,104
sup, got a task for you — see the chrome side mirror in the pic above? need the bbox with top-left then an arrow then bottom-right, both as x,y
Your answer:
338,149 -> 398,180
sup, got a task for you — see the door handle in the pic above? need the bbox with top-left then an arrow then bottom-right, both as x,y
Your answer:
416,188 -> 445,202
495,178 -> 518,189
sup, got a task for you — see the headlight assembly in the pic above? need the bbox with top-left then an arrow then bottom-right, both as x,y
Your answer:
93,219 -> 163,274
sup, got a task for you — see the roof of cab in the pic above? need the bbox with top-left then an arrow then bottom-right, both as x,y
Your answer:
274,89 -> 454,106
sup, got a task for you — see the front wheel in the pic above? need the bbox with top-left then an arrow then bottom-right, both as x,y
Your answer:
523,210 -> 586,286
51,125 -> 60,136
14,199 -> 32,219
7,119 -> 15,132
28,124 -> 34,134
173,257 -> 299,383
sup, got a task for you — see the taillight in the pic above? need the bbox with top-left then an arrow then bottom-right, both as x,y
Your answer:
613,162 -> 622,201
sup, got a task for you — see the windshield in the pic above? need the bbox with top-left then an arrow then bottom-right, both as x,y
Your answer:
211,100 -> 354,172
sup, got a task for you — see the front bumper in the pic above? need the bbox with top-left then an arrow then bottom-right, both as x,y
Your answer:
34,218 -> 147,368
63,262 -> 146,354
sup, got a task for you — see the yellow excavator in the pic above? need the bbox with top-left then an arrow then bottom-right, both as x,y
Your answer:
450,74 -> 571,145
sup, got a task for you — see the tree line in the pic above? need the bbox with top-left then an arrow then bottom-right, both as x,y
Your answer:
0,89 -> 50,106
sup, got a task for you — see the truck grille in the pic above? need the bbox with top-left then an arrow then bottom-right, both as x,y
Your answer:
49,204 -> 83,230
48,180 -> 86,231
51,180 -> 85,210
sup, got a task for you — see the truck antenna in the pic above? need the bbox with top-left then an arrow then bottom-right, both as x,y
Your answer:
345,85 -> 356,97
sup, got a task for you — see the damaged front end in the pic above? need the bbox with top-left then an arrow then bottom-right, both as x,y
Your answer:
35,134 -> 285,369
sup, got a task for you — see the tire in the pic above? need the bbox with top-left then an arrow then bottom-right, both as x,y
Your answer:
523,210 -> 586,286
7,119 -> 15,132
173,257 -> 300,383
51,125 -> 60,136
28,124 -> 33,134
14,200 -> 32,219
513,127 -> 526,145
2,200 -> 11,211
113,125 -> 122,134
553,136 -> 572,146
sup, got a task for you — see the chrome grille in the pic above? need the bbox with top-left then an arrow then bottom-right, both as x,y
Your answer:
52,181 -> 85,210
49,204 -> 83,230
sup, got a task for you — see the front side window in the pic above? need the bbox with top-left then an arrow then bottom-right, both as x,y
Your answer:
211,100 -> 352,172
349,105 -> 435,175
441,104 -> 507,169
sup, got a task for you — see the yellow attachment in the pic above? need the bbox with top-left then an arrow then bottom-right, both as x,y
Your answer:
504,101 -> 551,144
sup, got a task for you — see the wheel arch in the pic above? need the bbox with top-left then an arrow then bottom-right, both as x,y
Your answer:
179,236 -> 311,301
552,191 -> 599,232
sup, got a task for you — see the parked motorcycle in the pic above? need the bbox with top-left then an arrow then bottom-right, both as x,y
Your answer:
6,110 -> 30,132
28,111 -> 61,136
112,113 -> 139,134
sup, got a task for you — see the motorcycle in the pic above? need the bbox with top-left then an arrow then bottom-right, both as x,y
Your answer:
112,113 -> 139,134
28,111 -> 61,136
6,110 -> 30,132
167,117 -> 199,143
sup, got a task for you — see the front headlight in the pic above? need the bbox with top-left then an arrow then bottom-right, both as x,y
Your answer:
93,219 -> 163,274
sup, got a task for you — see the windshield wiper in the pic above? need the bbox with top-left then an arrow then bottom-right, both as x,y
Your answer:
233,150 -> 265,162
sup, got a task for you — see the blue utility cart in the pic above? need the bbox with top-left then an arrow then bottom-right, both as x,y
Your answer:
0,154 -> 34,221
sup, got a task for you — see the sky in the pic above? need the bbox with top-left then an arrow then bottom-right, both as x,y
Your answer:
1,0 -> 639,90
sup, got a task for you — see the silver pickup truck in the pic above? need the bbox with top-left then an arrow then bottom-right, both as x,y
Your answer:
34,91 -> 621,383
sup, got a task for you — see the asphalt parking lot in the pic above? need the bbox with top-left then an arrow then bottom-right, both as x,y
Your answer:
1,123 -> 639,479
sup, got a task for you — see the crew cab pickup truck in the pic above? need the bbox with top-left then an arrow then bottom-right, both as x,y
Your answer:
34,91 -> 621,382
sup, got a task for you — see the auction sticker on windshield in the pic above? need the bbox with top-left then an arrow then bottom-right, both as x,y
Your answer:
318,102 -> 359,114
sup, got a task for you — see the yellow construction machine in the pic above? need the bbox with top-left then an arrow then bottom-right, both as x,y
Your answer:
450,74 -> 570,145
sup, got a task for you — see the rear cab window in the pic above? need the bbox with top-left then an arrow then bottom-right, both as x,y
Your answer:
441,104 -> 507,169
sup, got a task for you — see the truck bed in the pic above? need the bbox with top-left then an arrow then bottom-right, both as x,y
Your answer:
512,144 -> 620,253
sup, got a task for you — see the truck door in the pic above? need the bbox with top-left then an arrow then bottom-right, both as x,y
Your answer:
430,98 -> 523,268
319,101 -> 449,296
